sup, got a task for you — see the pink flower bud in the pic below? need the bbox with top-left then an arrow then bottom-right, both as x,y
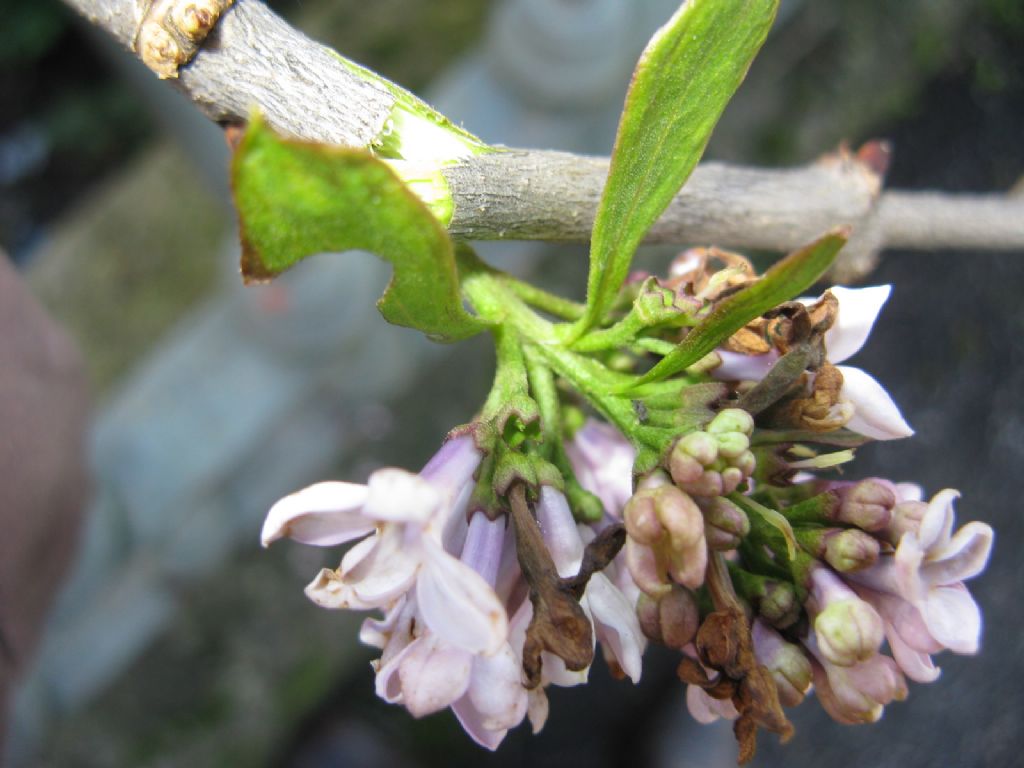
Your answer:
822,529 -> 881,573
809,566 -> 884,666
752,619 -> 812,707
835,478 -> 895,532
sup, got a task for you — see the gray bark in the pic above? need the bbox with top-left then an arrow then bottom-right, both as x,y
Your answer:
62,0 -> 1024,269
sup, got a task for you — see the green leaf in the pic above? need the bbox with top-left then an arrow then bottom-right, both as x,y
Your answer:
578,0 -> 780,334
232,114 -> 488,342
627,228 -> 849,388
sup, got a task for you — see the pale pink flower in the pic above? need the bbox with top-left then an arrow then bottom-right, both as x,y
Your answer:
806,564 -> 884,667
686,682 -> 740,724
715,285 -> 913,441
849,489 -> 993,656
263,436 -> 507,655
368,514 -> 531,749
751,619 -> 812,707
566,418 -> 636,518
535,486 -> 647,684
805,631 -> 907,724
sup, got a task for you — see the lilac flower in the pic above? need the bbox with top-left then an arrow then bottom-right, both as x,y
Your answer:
566,418 -> 636,518
805,631 -> 907,724
806,564 -> 884,666
715,285 -> 913,441
751,619 -> 812,707
686,680 -> 740,724
848,488 -> 993,657
535,486 -> 647,684
262,436 -> 507,655
623,477 -> 708,594
367,514 -> 532,749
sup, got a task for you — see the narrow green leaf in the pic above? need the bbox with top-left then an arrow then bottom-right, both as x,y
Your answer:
578,0 -> 780,333
628,228 -> 849,388
231,114 -> 488,342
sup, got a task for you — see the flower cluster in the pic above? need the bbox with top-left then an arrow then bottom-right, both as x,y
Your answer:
262,254 -> 993,762
263,435 -> 644,749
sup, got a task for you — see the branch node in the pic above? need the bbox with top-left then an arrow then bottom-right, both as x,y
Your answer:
136,0 -> 234,79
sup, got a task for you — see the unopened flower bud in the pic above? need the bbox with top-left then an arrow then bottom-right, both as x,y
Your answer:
702,496 -> 749,550
678,431 -> 719,466
831,479 -> 897,532
823,529 -> 880,573
637,587 -> 700,650
704,525 -> 739,551
685,470 -> 724,498
720,466 -> 745,495
796,527 -> 880,573
666,538 -> 708,590
759,580 -> 800,628
752,619 -> 812,707
624,490 -> 663,545
625,537 -> 671,598
704,497 -> 750,537
732,449 -> 757,478
654,486 -> 704,551
708,408 -> 755,437
808,566 -> 884,666
836,479 -> 895,532
886,499 -> 927,543
636,592 -> 662,641
714,431 -> 750,459
814,599 -> 884,667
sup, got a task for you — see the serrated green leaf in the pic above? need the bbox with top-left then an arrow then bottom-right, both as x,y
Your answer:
231,114 -> 488,342
578,0 -> 780,334
628,228 -> 849,388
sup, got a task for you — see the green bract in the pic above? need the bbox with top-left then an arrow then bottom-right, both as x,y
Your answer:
577,0 -> 780,336
231,114 -> 488,343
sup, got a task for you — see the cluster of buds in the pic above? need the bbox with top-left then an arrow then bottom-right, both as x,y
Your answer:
668,408 -> 757,497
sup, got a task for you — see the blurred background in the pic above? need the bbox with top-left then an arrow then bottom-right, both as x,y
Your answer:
1,0 -> 1022,765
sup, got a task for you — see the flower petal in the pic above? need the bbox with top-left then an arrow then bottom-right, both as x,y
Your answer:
894,482 -> 924,502
364,468 -> 441,523
686,684 -> 738,724
451,697 -> 509,752
886,622 -> 941,683
419,435 -> 482,492
585,573 -> 646,683
568,420 -> 636,518
462,645 -> 528,733
922,521 -> 994,587
713,350 -> 779,381
917,488 -> 958,551
261,481 -> 371,547
536,487 -> 584,578
398,635 -> 473,717
416,538 -> 508,655
919,584 -> 982,654
821,285 -> 891,363
894,533 -> 927,603
308,526 -> 420,610
542,651 -> 590,688
527,689 -> 549,734
837,365 -> 914,441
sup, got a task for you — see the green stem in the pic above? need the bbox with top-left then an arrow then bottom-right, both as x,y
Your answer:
570,312 -> 648,353
633,337 -> 677,356
479,324 -> 530,424
524,347 -> 561,455
504,277 -> 586,321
